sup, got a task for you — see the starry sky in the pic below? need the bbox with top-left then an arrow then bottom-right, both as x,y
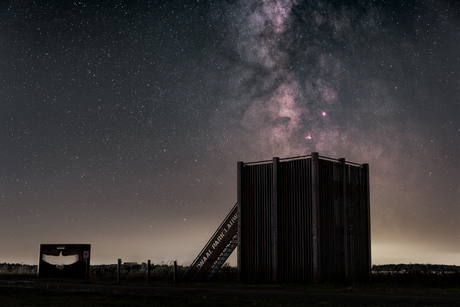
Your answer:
1,0 -> 458,266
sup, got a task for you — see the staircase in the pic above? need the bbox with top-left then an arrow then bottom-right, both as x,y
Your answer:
181,203 -> 238,282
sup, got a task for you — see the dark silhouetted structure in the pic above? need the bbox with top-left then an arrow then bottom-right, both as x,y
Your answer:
237,153 -> 371,283
38,244 -> 91,279
183,152 -> 370,283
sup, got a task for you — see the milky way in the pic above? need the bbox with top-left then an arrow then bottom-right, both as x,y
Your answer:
1,0 -> 458,265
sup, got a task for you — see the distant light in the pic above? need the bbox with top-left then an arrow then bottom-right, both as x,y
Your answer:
322,111 -> 327,116
306,134 -> 312,140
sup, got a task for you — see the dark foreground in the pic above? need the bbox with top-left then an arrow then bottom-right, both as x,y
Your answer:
1,277 -> 459,307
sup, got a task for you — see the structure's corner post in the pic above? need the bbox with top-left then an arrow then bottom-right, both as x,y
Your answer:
85,246 -> 91,282
237,161 -> 243,282
272,157 -> 280,282
38,244 -> 42,278
311,152 -> 320,283
363,163 -> 371,281
339,158 -> 349,282
146,260 -> 151,283
117,259 -> 122,284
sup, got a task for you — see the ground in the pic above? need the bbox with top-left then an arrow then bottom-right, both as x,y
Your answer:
1,275 -> 459,307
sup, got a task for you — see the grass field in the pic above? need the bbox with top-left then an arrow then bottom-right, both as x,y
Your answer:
1,263 -> 459,306
1,274 -> 459,307
1,285 -> 273,307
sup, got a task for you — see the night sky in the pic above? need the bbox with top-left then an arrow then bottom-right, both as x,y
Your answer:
1,0 -> 458,266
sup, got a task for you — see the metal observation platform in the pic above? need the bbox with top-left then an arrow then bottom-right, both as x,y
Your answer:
182,152 -> 371,283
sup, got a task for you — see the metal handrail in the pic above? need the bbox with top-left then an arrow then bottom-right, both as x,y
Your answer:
181,203 -> 238,281
242,154 -> 365,167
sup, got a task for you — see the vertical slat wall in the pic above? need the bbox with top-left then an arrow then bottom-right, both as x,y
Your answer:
278,158 -> 313,282
238,154 -> 370,283
346,163 -> 371,282
317,159 -> 345,282
239,162 -> 273,282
